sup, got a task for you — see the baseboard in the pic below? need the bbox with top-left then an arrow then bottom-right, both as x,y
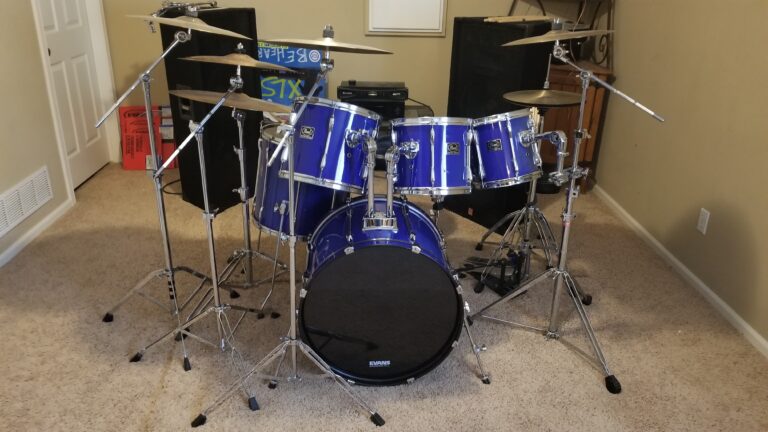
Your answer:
592,185 -> 768,360
0,198 -> 74,268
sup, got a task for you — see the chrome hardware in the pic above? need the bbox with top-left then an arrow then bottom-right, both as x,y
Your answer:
472,129 -> 486,182
451,341 -> 459,348
505,118 -> 520,174
464,129 -> 473,182
344,246 -> 355,255
518,130 -> 535,148
406,378 -> 415,384
362,215 -> 398,231
411,245 -> 422,254
429,125 -> 436,186
385,146 -> 399,219
299,288 -> 307,298
400,140 -> 419,159
345,129 -> 364,148
319,110 -> 335,173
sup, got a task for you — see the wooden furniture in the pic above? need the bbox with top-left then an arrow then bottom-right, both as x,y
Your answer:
540,61 -> 612,189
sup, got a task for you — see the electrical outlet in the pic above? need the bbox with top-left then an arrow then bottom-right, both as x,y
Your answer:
697,208 -> 710,235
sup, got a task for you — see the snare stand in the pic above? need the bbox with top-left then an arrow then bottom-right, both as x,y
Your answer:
190,26 -> 384,428
95,30 -> 209,370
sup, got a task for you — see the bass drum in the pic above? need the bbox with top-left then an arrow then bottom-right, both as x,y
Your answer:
300,197 -> 463,386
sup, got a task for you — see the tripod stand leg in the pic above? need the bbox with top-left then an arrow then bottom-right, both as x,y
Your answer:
479,209 -> 525,285
298,341 -> 385,426
563,274 -> 621,394
532,208 -> 558,268
102,269 -> 165,322
564,271 -> 592,305
475,210 -> 522,251
462,304 -> 490,384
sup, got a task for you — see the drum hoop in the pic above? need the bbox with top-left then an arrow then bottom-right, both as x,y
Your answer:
475,171 -> 542,189
277,171 -> 364,194
391,117 -> 473,127
294,96 -> 382,121
394,186 -> 472,196
472,108 -> 533,127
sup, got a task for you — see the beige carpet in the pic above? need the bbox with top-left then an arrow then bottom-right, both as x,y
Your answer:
1,164 -> 766,431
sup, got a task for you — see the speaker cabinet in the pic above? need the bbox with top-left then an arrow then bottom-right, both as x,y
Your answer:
444,18 -> 551,230
160,8 -> 262,212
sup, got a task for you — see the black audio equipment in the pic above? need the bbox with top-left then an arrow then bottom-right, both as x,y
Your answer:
444,18 -> 551,231
160,8 -> 262,212
337,80 -> 408,120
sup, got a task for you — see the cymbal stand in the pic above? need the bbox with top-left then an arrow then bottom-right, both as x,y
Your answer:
190,25 -> 384,428
134,73 -> 260,379
95,30 -> 210,370
218,107 -> 288,300
471,42 -> 663,394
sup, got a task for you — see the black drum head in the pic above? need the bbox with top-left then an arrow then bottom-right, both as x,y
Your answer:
300,246 -> 462,386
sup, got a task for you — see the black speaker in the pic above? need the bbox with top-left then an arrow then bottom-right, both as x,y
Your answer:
444,18 -> 551,231
160,8 -> 262,212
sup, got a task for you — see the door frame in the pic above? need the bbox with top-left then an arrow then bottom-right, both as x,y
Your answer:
29,0 -> 120,199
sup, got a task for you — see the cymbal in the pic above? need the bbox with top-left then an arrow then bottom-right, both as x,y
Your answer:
127,15 -> 251,40
503,89 -> 581,108
169,90 -> 291,113
503,29 -> 613,46
180,53 -> 294,72
485,15 -> 555,23
262,38 -> 393,54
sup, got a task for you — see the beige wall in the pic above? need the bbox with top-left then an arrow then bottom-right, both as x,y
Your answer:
0,2 -> 70,255
102,0 -> 517,112
597,0 -> 768,339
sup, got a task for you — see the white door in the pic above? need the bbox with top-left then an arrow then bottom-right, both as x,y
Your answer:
36,0 -> 110,187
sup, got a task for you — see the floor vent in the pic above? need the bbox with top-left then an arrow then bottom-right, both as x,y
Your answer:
0,167 -> 53,238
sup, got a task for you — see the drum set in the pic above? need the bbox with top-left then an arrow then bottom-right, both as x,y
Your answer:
96,8 -> 664,429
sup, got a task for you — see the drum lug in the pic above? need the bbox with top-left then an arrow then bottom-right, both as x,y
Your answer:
299,288 -> 307,298
406,377 -> 415,384
411,245 -> 421,254
344,246 -> 355,255
518,130 -> 535,148
452,340 -> 459,348
456,285 -> 464,296
400,140 -> 419,159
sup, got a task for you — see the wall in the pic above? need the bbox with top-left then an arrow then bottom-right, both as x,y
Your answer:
102,0 -> 518,112
597,0 -> 768,340
0,2 -> 71,260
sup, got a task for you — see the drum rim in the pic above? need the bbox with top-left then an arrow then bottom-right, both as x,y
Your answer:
472,108 -> 534,127
391,116 -> 473,127
299,244 -> 464,386
394,185 -> 472,196
475,171 -> 542,189
294,96 -> 382,121
252,221 -> 310,241
278,170 -> 364,194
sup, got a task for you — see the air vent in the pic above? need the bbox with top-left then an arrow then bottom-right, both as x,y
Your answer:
0,167 -> 53,238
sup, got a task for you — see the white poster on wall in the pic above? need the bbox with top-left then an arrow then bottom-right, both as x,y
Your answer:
367,0 -> 446,36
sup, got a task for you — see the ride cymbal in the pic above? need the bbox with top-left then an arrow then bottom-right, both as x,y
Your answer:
169,90 -> 291,113
502,29 -> 612,46
127,15 -> 251,40
503,89 -> 581,108
180,53 -> 294,72
262,38 -> 392,54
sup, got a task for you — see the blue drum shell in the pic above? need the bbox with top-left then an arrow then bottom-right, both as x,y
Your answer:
391,117 -> 473,196
253,124 -> 347,239
472,109 -> 542,189
282,97 -> 380,193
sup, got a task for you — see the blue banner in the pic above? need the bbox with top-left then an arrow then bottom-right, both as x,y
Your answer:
258,42 -> 327,106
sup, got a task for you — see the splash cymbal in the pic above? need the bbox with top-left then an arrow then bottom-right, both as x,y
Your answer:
127,15 -> 251,40
169,90 -> 291,113
503,29 -> 612,46
180,53 -> 294,72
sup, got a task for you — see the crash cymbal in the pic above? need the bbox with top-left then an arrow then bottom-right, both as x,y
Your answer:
485,15 -> 556,23
263,37 -> 392,54
503,89 -> 582,108
169,90 -> 291,113
180,53 -> 294,72
503,29 -> 612,46
127,15 -> 251,40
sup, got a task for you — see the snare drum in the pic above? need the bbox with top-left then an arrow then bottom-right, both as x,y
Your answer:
253,124 -> 347,240
391,117 -> 473,196
301,196 -> 463,385
281,97 -> 380,193
472,108 -> 541,189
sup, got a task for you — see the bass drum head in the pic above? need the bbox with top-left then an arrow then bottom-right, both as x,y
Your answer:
299,246 -> 462,386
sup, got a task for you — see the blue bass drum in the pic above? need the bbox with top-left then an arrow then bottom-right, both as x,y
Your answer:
472,108 -> 542,189
391,117 -> 473,195
300,197 -> 463,385
281,97 -> 380,193
253,124 -> 347,240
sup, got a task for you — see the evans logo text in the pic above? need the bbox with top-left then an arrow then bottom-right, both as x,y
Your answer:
368,360 -> 391,368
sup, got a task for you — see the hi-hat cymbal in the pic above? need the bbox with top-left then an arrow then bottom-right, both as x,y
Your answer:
503,89 -> 581,108
263,38 -> 392,54
485,15 -> 556,23
503,29 -> 612,46
169,90 -> 291,113
180,53 -> 294,72
127,15 -> 251,40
